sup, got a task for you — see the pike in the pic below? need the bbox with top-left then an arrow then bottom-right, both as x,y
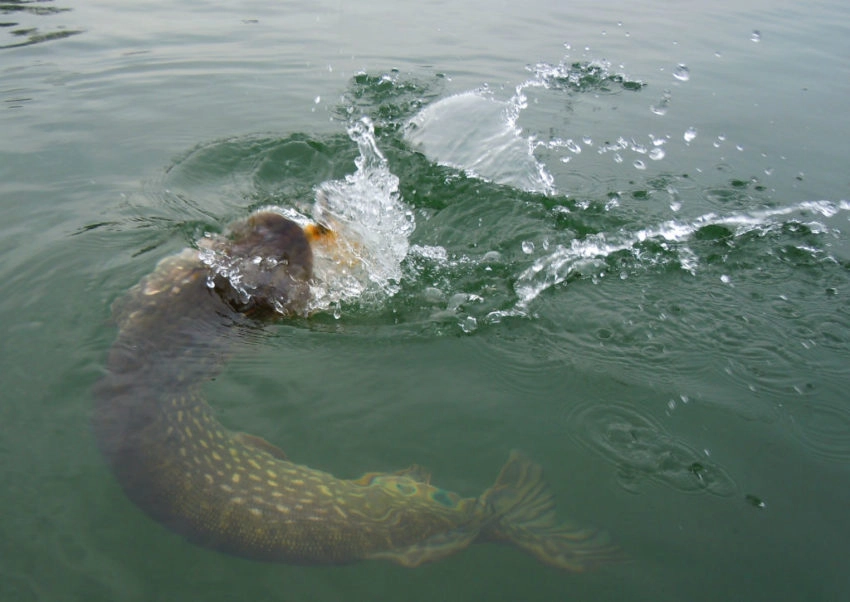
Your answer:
93,211 -> 618,570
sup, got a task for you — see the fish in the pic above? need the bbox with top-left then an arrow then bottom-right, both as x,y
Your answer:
93,210 -> 620,570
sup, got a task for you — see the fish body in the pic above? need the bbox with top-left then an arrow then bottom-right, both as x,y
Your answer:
94,211 -> 618,570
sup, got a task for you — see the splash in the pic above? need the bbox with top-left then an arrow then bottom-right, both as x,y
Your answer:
200,118 -> 415,316
513,200 -> 850,311
404,91 -> 556,195
402,59 -> 644,196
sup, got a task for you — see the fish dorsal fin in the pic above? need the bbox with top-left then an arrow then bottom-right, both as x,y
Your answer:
353,465 -> 432,487
394,464 -> 432,484
232,432 -> 288,461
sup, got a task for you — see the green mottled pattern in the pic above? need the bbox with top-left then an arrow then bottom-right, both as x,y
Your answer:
93,212 -> 619,570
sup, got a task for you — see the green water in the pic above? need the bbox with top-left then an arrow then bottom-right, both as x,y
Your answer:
2,0 -> 849,600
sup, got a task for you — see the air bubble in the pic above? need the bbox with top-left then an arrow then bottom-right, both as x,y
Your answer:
673,64 -> 690,81
521,240 -> 535,254
649,148 -> 665,161
633,160 -> 646,170
683,127 -> 697,143
750,30 -> 761,42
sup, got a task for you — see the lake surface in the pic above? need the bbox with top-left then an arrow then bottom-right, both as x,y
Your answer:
2,0 -> 849,600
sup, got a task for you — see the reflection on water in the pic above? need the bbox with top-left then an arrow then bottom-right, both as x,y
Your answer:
0,0 -> 82,49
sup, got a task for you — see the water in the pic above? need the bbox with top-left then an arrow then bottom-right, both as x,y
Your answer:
2,0 -> 849,600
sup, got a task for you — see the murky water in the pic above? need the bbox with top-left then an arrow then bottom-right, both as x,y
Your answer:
2,0 -> 849,600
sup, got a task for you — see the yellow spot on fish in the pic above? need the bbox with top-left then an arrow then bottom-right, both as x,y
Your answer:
211,451 -> 222,461
179,447 -> 187,457
248,459 -> 262,470
318,485 -> 333,497
204,474 -> 214,485
292,479 -> 305,486
249,508 -> 262,517
267,480 -> 278,488
184,427 -> 192,437
266,470 -> 277,478
333,505 -> 348,519
199,439 -> 209,449
275,504 -> 290,514
231,473 -> 241,484
249,474 -> 262,482
177,410 -> 184,422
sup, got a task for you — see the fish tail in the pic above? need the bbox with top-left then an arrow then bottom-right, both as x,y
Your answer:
478,450 -> 623,572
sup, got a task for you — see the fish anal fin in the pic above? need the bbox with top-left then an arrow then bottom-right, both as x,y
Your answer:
480,450 -> 624,572
232,432 -> 287,461
367,528 -> 478,567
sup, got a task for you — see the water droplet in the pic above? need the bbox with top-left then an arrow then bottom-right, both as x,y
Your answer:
613,153 -> 623,164
670,200 -> 682,212
750,30 -> 761,43
720,274 -> 731,284
633,160 -> 646,170
649,147 -> 665,160
582,135 -> 593,146
650,90 -> 671,116
683,127 -> 697,143
459,316 -> 478,333
566,139 -> 582,154
521,240 -> 535,254
745,494 -> 766,508
673,64 -> 690,81
314,96 -> 321,104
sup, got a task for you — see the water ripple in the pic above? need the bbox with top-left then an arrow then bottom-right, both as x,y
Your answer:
565,402 -> 737,496
787,400 -> 850,462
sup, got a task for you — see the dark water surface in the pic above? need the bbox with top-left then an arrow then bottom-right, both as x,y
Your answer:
2,0 -> 849,600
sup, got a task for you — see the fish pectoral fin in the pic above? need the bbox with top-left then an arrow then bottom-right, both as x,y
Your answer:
393,464 -> 432,484
367,528 -> 479,567
232,432 -> 287,461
